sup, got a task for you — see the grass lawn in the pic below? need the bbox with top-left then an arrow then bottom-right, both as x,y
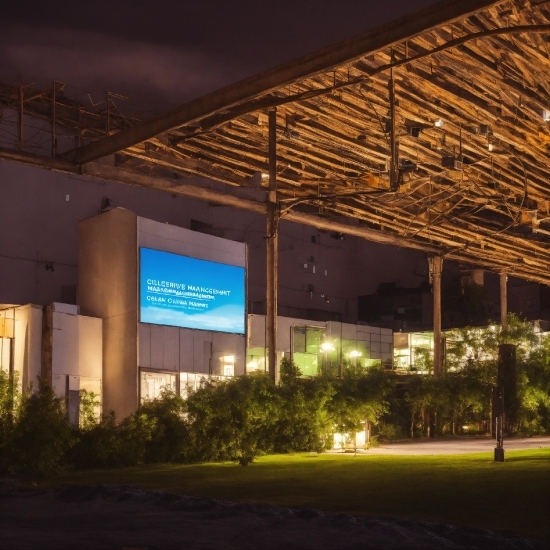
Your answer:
46,449 -> 550,542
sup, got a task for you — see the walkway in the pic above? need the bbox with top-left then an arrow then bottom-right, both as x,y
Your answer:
341,436 -> 550,455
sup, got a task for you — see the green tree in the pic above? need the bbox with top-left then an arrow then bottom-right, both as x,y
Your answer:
8,378 -> 74,476
273,358 -> 334,453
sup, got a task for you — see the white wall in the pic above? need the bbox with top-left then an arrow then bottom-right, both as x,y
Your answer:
138,216 -> 246,268
0,305 -> 43,391
52,310 -> 102,379
138,323 -> 245,375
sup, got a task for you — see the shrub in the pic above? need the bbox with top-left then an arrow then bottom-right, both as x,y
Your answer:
273,358 -> 334,453
186,373 -> 278,465
7,377 -> 74,477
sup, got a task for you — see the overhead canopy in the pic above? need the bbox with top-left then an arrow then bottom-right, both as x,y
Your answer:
3,0 -> 550,283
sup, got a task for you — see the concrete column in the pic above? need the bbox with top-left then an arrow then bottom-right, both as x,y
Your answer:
431,255 -> 443,377
500,272 -> 508,329
266,108 -> 278,382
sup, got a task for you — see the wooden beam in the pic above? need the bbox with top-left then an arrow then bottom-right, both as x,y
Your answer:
1,147 -> 548,284
41,304 -> 53,386
60,0 -> 500,163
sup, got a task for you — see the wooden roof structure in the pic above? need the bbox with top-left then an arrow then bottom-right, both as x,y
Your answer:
2,0 -> 550,284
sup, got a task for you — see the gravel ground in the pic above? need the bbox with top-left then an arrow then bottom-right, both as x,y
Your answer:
0,483 -> 546,550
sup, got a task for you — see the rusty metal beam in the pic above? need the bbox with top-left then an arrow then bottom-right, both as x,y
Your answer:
60,0 -> 501,163
1,147 -> 549,285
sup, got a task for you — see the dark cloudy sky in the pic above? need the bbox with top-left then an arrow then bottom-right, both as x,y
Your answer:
1,0 -> 434,113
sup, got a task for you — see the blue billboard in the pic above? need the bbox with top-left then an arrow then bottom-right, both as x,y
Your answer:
140,248 -> 245,334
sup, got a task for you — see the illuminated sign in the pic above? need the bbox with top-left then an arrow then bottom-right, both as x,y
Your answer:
140,248 -> 245,334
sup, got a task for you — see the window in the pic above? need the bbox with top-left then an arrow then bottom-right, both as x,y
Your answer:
246,347 -> 267,373
292,326 -> 325,376
140,371 -> 177,402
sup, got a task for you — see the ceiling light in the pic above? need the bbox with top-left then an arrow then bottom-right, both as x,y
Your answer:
434,119 -> 444,128
543,110 -> 550,122
488,143 -> 494,152
320,342 -> 335,352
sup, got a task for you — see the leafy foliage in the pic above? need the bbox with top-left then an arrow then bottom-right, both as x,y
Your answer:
398,314 -> 550,437
0,315 -> 548,475
2,377 -> 74,476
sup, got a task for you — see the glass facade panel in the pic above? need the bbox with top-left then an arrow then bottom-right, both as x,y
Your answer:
292,326 -> 325,377
305,328 -> 323,354
140,371 -> 177,402
179,372 -> 230,398
293,352 -> 319,376
246,347 -> 267,373
393,331 -> 434,371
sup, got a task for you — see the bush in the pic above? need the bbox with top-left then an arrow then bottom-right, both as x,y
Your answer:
273,358 -> 333,453
187,374 -> 278,465
2,316 -> 548,476
4,377 -> 74,477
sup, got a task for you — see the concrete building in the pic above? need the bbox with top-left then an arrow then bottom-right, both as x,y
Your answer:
0,160 -> 427,323
0,302 -> 102,423
1,201 -> 393,419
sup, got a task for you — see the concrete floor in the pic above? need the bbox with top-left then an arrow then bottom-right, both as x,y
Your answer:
333,437 -> 550,456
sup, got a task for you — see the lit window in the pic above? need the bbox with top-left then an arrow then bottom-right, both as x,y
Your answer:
140,371 -> 176,402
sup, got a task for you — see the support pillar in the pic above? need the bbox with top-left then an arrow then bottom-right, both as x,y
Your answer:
430,255 -> 443,377
18,84 -> 24,151
266,108 -> 279,382
41,304 -> 53,386
500,272 -> 508,329
51,81 -> 57,158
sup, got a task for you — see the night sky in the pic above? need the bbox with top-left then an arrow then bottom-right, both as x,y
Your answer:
1,0 -> 434,112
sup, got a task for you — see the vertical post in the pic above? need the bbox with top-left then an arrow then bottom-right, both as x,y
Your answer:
266,108 -> 278,382
18,84 -> 24,150
77,107 -> 82,148
41,304 -> 53,386
105,92 -> 111,135
388,69 -> 399,191
500,272 -> 508,329
51,81 -> 57,157
431,255 -> 443,377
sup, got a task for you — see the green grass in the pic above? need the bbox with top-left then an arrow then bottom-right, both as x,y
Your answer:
46,449 -> 550,541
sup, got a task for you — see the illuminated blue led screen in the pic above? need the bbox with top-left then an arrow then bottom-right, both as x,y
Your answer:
140,248 -> 245,334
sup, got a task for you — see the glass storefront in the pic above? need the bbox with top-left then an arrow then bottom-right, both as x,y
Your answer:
140,371 -> 177,402
292,326 -> 324,376
393,331 -> 434,372
290,325 -> 381,376
140,370 -> 232,401
246,347 -> 268,374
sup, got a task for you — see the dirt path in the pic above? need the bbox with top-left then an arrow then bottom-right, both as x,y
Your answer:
0,484 -> 545,549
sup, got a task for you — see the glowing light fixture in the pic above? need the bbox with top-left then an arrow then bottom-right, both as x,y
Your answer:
543,110 -> 550,122
222,355 -> 235,376
434,118 -> 444,128
348,350 -> 362,358
488,143 -> 494,152
320,342 -> 335,352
